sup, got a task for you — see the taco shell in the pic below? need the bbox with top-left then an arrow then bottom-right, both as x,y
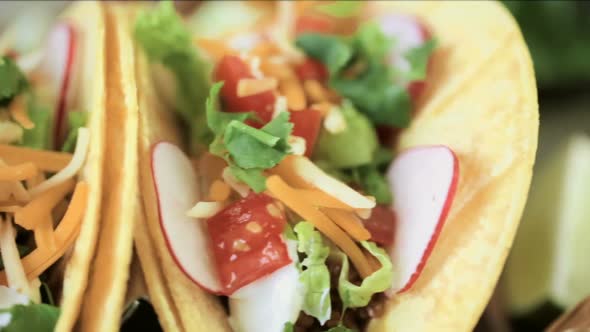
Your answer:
125,1 -> 538,331
51,2 -> 107,331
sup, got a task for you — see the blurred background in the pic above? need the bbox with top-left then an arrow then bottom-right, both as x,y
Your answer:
2,1 -> 589,331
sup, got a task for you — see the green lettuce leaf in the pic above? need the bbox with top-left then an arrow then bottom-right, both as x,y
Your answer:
295,34 -> 353,75
316,1 -> 362,18
134,0 -> 211,152
404,39 -> 437,81
228,165 -> 266,193
338,241 -> 393,309
283,321 -> 294,332
20,95 -> 51,150
61,111 -> 87,152
0,303 -> 60,332
0,56 -> 28,107
294,222 -> 332,325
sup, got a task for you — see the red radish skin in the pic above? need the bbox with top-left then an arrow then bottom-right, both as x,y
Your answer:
40,23 -> 77,149
386,145 -> 459,294
151,142 -> 224,294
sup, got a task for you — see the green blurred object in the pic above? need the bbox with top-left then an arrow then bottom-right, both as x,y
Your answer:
503,1 -> 590,87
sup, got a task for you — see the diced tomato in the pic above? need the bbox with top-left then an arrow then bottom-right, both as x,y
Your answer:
294,58 -> 329,82
363,205 -> 396,247
3,50 -> 18,59
289,109 -> 322,157
214,55 -> 276,126
206,193 -> 291,294
295,15 -> 334,35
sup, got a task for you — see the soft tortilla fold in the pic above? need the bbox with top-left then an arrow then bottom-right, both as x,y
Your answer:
123,1 -> 538,331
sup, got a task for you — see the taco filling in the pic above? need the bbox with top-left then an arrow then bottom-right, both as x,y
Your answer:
135,1 -> 459,331
0,12 -> 90,331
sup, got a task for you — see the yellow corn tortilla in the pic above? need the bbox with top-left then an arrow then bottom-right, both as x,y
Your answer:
124,1 -> 538,331
77,2 -> 139,332
51,2 -> 107,332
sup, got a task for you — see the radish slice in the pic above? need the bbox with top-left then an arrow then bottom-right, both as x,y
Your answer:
151,142 -> 223,293
375,14 -> 432,100
37,23 -> 77,149
386,145 -> 459,293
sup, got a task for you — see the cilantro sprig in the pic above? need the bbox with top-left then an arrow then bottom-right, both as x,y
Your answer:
206,82 -> 293,192
296,22 -> 436,128
0,56 -> 28,107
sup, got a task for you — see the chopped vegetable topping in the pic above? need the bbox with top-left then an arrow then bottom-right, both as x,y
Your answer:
338,241 -> 393,309
293,222 -> 331,325
60,111 -> 87,153
0,302 -> 60,332
0,145 -> 72,173
134,1 -> 211,151
206,193 -> 291,293
0,56 -> 28,107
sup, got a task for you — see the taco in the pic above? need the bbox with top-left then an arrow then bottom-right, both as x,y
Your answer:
127,1 -> 538,331
0,2 -> 107,331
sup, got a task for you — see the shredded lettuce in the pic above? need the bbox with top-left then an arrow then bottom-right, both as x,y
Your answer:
0,56 -> 28,107
205,82 -> 293,192
0,303 -> 60,332
134,0 -> 211,152
20,95 -> 51,150
282,321 -> 294,332
338,241 -> 393,309
294,222 -> 332,325
61,111 -> 87,152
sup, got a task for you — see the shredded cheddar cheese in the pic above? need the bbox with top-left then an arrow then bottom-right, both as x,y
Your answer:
287,136 -> 306,156
34,214 -> 56,252
237,78 -> 278,97
0,205 -> 21,213
311,102 -> 335,117
303,79 -> 331,103
266,175 -> 373,278
322,208 -> 371,242
272,155 -> 376,209
0,144 -> 72,172
14,178 -> 75,230
208,180 -> 231,202
186,201 -> 225,219
279,77 -> 306,111
0,181 -> 88,284
295,189 -> 354,211
9,95 -> 34,129
195,38 -> 235,59
0,162 -> 38,181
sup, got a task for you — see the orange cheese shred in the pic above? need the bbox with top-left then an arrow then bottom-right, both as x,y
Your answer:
260,60 -> 293,80
0,162 -> 38,181
0,181 -> 88,284
296,189 -> 353,211
322,208 -> 371,242
208,180 -> 231,202
266,175 -> 373,278
34,214 -> 56,252
9,95 -> 34,129
237,78 -> 278,97
195,38 -> 235,59
279,78 -> 306,111
269,156 -> 314,190
303,79 -> 331,103
0,144 -> 72,172
14,179 -> 75,230
0,205 -> 21,213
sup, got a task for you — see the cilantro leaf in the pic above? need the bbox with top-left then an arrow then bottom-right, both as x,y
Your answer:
228,165 -> 266,193
0,56 -> 28,107
294,222 -> 332,325
296,34 -> 353,75
134,0 -> 211,152
352,166 -> 392,205
61,111 -> 87,152
204,84 -> 293,192
0,303 -> 60,332
338,241 -> 393,309
404,38 -> 437,81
